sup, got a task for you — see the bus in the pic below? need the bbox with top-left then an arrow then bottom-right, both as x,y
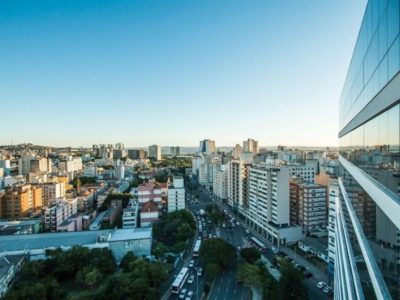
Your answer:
193,239 -> 201,257
250,236 -> 267,251
171,267 -> 189,294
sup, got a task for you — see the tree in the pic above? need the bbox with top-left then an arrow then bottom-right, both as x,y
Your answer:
199,238 -> 236,276
84,268 -> 103,287
205,263 -> 221,281
210,211 -> 225,225
278,260 -> 308,300
236,263 -> 264,287
120,251 -> 137,272
240,247 -> 261,264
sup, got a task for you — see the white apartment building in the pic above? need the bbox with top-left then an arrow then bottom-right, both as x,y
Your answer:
39,182 -> 66,206
232,144 -> 242,159
122,200 -> 139,229
30,158 -> 50,173
287,163 -> 317,183
114,160 -> 125,180
227,160 -> 249,215
168,176 -> 185,212
247,164 -> 302,246
192,154 -> 220,187
212,164 -> 228,201
58,157 -> 83,173
43,198 -> 78,232
148,145 -> 162,161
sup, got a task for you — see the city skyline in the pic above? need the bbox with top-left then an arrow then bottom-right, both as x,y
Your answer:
0,0 -> 366,147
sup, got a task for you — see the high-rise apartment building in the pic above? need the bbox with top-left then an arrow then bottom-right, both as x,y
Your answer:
198,139 -> 217,154
243,138 -> 259,154
148,145 -> 162,161
127,149 -> 147,160
170,146 -> 181,156
212,164 -> 229,201
232,144 -> 242,159
39,182 -> 66,206
167,176 -> 185,212
247,164 -> 303,246
122,200 -> 139,229
289,181 -> 327,231
227,160 -> 249,215
335,1 -> 400,299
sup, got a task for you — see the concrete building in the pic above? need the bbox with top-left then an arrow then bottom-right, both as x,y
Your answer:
137,181 -> 166,204
0,185 -> 43,219
0,228 -> 152,262
39,182 -> 65,206
247,164 -> 302,246
42,198 -> 78,232
167,176 -> 185,212
192,154 -> 220,187
140,201 -> 158,227
122,200 -> 139,229
232,144 -> 242,160
227,160 -> 249,215
58,157 -> 82,173
127,149 -> 147,160
290,181 -> 327,231
114,160 -> 125,180
0,219 -> 42,235
212,164 -> 229,201
148,145 -> 162,161
0,160 -> 11,176
18,156 -> 34,176
198,139 -> 216,154
287,163 -> 317,183
243,138 -> 259,154
30,158 -> 50,173
170,146 -> 181,156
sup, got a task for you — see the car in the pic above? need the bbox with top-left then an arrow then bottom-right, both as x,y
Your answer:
323,286 -> 332,294
304,271 -> 313,278
187,291 -> 194,298
189,260 -> 194,268
236,222 -> 240,225
222,223 -> 226,228
316,281 -> 327,289
271,247 -> 279,254
209,234 -> 212,238
179,288 -> 187,299
197,268 -> 203,276
245,229 -> 250,234
187,275 -> 195,284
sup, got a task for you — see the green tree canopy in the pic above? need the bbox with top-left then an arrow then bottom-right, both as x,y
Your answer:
240,247 -> 261,264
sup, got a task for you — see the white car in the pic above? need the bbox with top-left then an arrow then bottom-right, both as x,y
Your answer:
179,288 -> 187,299
245,229 -> 250,234
186,291 -> 194,299
197,268 -> 203,276
187,275 -> 195,284
323,286 -> 332,294
271,247 -> 279,254
316,281 -> 327,289
189,260 -> 194,268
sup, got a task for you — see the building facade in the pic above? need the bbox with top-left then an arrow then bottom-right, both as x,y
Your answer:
148,145 -> 162,161
335,1 -> 400,299
167,176 -> 185,212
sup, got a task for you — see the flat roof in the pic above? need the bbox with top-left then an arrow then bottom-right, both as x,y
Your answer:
109,228 -> 152,242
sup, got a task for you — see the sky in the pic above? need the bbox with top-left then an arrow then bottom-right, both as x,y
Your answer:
0,0 -> 367,147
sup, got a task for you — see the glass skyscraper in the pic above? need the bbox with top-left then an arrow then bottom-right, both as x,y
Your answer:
336,0 -> 400,299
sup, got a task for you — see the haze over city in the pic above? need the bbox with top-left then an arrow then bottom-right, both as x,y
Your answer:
0,0 -> 366,147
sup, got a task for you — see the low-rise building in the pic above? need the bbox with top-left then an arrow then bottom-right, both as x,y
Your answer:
140,201 -> 158,227
0,255 -> 25,298
122,200 -> 139,229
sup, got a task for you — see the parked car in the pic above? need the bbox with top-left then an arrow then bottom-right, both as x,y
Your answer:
179,289 -> 187,299
188,275 -> 195,284
186,290 -> 194,300
323,286 -> 332,294
189,260 -> 194,268
245,229 -> 250,234
271,247 -> 279,254
197,268 -> 203,276
316,281 -> 327,289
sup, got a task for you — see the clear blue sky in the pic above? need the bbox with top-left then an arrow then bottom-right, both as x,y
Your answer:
0,0 -> 366,147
